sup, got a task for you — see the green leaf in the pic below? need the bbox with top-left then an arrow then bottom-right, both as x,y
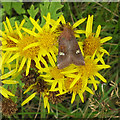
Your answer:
12,2 -> 25,15
2,2 -> 12,15
27,4 -> 39,19
40,2 -> 64,26
1,8 -> 5,19
23,15 -> 34,29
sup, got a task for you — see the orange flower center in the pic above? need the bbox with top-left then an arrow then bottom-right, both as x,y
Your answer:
6,33 -> 19,48
84,35 -> 101,56
17,35 -> 40,59
50,67 -> 64,79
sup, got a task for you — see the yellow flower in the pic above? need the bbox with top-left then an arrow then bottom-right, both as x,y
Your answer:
21,13 -> 59,69
62,54 -> 110,103
0,69 -> 19,99
40,66 -> 67,94
1,51 -> 17,74
0,17 -> 25,73
1,17 -> 25,50
2,19 -> 42,76
1,17 -> 25,51
83,15 -> 112,64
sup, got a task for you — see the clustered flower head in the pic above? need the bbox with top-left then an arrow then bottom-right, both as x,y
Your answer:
1,13 -> 112,114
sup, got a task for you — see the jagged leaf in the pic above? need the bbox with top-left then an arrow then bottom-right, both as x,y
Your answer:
27,4 -> 39,19
40,2 -> 63,26
12,2 -> 25,15
2,2 -> 12,15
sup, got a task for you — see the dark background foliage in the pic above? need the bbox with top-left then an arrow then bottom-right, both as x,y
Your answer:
1,2 -> 119,119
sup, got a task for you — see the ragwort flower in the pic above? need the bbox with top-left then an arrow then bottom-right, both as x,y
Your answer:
83,15 -> 112,64
62,53 -> 110,103
0,69 -> 19,99
2,19 -> 41,76
0,17 -> 25,73
21,13 -> 59,69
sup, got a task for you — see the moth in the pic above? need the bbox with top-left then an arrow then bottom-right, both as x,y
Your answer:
57,25 -> 85,69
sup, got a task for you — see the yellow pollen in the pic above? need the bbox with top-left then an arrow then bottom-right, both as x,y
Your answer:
17,35 -> 40,59
38,32 -> 57,51
84,35 -> 101,56
65,78 -> 82,93
79,57 -> 97,77
50,67 -> 64,79
6,33 -> 19,47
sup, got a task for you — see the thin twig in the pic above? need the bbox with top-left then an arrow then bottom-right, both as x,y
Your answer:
96,2 -> 119,18
34,94 -> 41,120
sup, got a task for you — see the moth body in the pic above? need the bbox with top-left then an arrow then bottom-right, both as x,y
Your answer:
57,25 -> 85,69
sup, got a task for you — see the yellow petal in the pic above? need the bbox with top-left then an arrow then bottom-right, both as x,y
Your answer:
73,18 -> 86,28
1,69 -> 16,79
99,47 -> 110,55
65,74 -> 78,78
50,50 -> 56,62
0,30 -> 6,37
1,86 -> 15,97
86,87 -> 94,94
61,69 -> 78,74
47,53 -> 55,67
71,92 -> 76,104
58,80 -> 63,93
23,84 -> 36,94
97,65 -> 111,70
95,72 -> 107,83
44,79 -> 54,83
6,17 -> 13,32
21,92 -> 37,106
18,57 -> 27,72
22,27 -> 38,37
1,80 -> 19,84
0,86 -> 8,98
2,47 -> 18,51
0,87 -> 9,99
19,19 -> 25,29
30,17 -> 43,33
86,15 -> 93,37
50,81 -> 58,90
4,52 -> 13,63
15,22 -> 23,40
26,58 -> 31,76
75,30 -> 86,34
23,42 -> 40,51
3,22 -> 9,33
16,58 -> 19,69
59,15 -> 66,24
40,56 -> 48,68
7,52 -> 20,63
95,25 -> 101,38
96,53 -> 105,65
89,76 -> 99,90
32,19 -> 39,32
43,93 -> 50,113
78,92 -> 84,103
70,74 -> 81,88
8,35 -> 19,43
100,36 -> 112,43
34,57 -> 42,70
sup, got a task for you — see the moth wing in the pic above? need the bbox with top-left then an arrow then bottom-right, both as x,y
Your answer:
69,36 -> 85,66
57,54 -> 71,69
71,52 -> 85,66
